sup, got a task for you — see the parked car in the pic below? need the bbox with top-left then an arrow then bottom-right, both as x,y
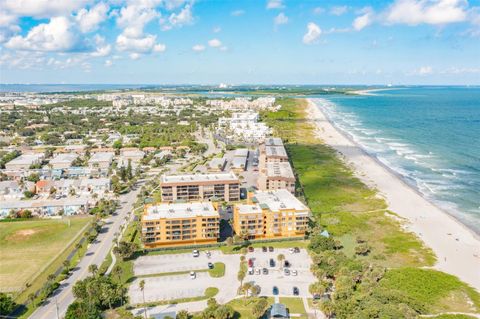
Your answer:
268,246 -> 274,252
294,247 -> 300,253
284,260 -> 291,268
262,268 -> 268,275
190,271 -> 196,279
248,267 -> 254,275
284,268 -> 290,276
248,258 -> 254,267
262,246 -> 268,252
273,286 -> 279,295
248,246 -> 254,252
291,269 -> 298,276
269,258 -> 275,267
206,251 -> 211,258
192,250 -> 199,257
255,268 -> 261,275
208,262 -> 214,269
289,248 -> 295,254
293,287 -> 299,296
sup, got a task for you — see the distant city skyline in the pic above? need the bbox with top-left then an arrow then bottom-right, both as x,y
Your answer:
0,0 -> 479,85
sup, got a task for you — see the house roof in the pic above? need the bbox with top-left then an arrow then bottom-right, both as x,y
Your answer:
270,303 -> 288,318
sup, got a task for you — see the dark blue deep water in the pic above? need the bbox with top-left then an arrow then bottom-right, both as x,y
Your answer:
314,87 -> 480,234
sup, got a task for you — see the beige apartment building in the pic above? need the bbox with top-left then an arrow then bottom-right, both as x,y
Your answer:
259,137 -> 289,169
141,202 -> 220,248
257,161 -> 296,193
159,172 -> 240,202
233,189 -> 310,240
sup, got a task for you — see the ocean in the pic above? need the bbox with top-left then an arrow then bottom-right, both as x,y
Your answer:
313,87 -> 480,235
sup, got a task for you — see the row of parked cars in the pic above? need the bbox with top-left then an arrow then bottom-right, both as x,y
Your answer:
272,286 -> 300,296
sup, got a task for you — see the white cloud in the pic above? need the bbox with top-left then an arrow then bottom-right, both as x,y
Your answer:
415,65 -> 433,75
274,12 -> 288,27
153,43 -> 166,52
353,7 -> 374,31
192,44 -> 205,52
167,4 -> 193,27
129,52 -> 140,60
266,0 -> 285,10
330,5 -> 348,16
5,16 -> 79,52
116,34 -> 165,53
384,0 -> 467,25
75,2 -> 109,33
117,2 -> 159,38
104,59 -> 113,67
302,22 -> 321,44
213,26 -> 221,33
163,0 -> 188,11
91,35 -> 111,57
231,9 -> 245,16
1,0 -> 90,18
313,7 -> 325,15
208,38 -> 222,48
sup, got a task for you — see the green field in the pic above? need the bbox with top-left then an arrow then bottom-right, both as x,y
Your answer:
0,217 -> 92,294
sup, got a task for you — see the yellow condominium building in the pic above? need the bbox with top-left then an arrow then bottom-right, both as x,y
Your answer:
233,189 -> 310,240
141,202 -> 220,248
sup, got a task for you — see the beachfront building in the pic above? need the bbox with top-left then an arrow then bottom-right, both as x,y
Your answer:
159,172 -> 240,202
48,153 -> 78,169
259,138 -> 288,169
141,202 -> 220,248
257,162 -> 296,193
217,112 -> 272,143
233,189 -> 310,240
0,197 -> 90,217
5,153 -> 44,170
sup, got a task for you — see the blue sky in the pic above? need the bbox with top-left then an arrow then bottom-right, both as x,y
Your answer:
0,0 -> 479,85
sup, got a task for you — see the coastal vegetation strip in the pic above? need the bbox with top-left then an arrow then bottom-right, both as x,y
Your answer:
260,98 -> 480,316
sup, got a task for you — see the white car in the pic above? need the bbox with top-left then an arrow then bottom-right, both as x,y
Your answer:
248,267 -> 254,275
289,248 -> 295,254
255,268 -> 261,275
190,271 -> 196,279
291,269 -> 298,276
192,250 -> 199,257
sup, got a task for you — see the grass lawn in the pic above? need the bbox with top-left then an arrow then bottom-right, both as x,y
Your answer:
226,297 -> 274,319
209,262 -> 225,278
379,268 -> 480,314
0,217 -> 92,296
279,297 -> 307,318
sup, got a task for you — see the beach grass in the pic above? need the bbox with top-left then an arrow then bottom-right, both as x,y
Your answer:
260,98 -> 436,268
0,217 -> 92,296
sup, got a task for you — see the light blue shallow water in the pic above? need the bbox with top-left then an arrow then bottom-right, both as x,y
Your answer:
314,87 -> 480,234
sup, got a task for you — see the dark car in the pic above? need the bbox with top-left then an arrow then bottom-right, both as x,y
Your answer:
248,258 -> 254,267
293,287 -> 299,296
262,268 -> 268,275
262,246 -> 267,252
284,260 -> 291,268
268,246 -> 274,252
273,286 -> 279,295
294,247 -> 300,253
248,246 -> 254,252
208,262 -> 214,269
269,258 -> 275,267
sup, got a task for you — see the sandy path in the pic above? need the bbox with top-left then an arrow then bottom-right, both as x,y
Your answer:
306,98 -> 480,291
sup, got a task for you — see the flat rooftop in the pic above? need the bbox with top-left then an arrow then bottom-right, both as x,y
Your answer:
161,172 -> 239,184
49,153 -> 78,164
6,154 -> 44,166
234,148 -> 249,157
144,202 -> 218,220
252,189 -> 309,212
88,152 -> 114,162
236,204 -> 263,215
264,137 -> 283,146
266,162 -> 295,179
265,145 -> 288,158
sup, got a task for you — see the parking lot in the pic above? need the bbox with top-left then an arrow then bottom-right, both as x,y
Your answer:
129,250 -> 240,304
244,248 -> 315,297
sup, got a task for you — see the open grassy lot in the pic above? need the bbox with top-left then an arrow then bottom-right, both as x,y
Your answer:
225,297 -> 274,319
0,217 -> 92,294
279,297 -> 307,318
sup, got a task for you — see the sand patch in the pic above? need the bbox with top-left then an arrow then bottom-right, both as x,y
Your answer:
6,229 -> 39,241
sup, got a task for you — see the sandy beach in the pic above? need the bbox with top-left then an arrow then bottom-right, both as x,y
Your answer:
306,98 -> 480,291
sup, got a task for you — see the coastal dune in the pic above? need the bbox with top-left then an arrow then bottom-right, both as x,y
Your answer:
306,98 -> 480,290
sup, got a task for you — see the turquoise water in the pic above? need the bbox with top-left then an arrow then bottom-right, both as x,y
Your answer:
313,87 -> 480,234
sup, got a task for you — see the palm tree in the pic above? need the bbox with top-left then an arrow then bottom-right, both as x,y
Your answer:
320,300 -> 335,319
139,279 -> 147,319
28,293 -> 36,306
88,264 -> 98,276
63,259 -> 71,272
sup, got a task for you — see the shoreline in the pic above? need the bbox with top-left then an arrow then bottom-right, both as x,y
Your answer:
306,98 -> 480,291
348,88 -> 399,95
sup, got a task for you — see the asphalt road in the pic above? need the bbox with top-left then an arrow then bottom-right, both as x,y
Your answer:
29,186 -> 142,319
